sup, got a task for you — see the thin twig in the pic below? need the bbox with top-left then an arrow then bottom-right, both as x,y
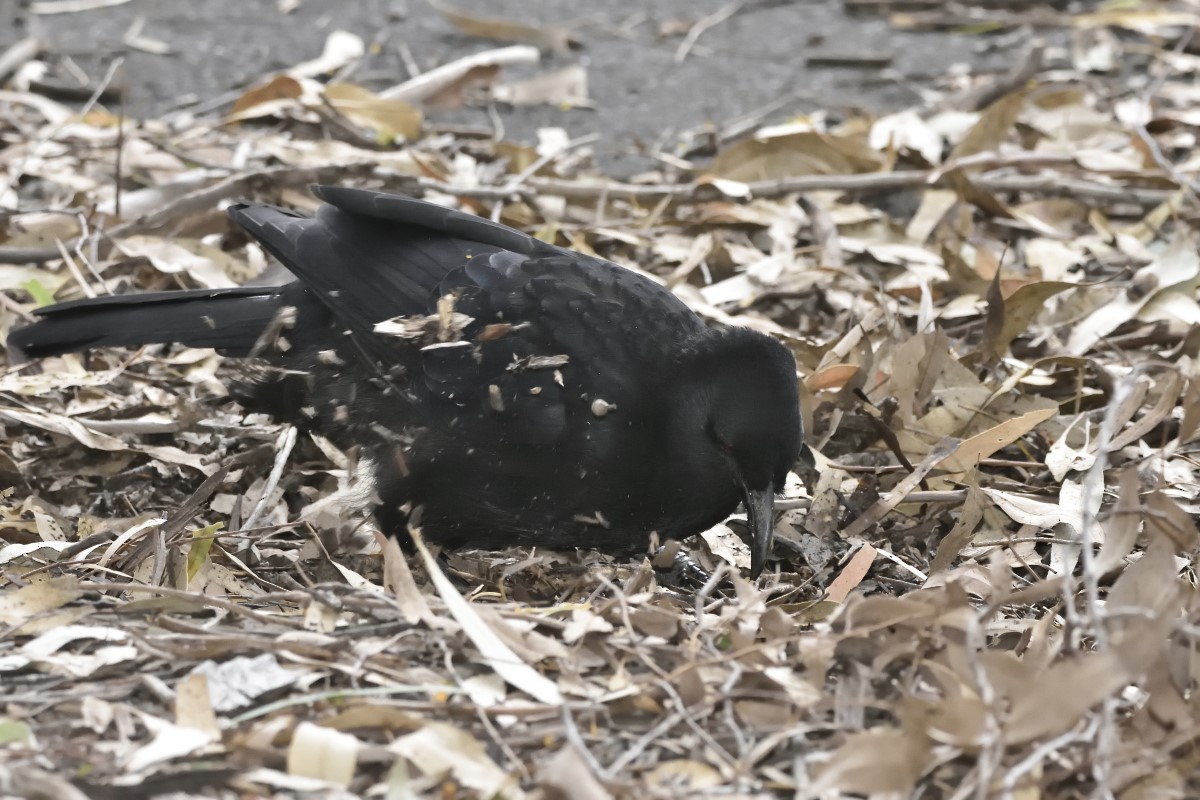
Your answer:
675,3 -> 742,63
54,238 -> 96,299
113,61 -> 126,219
505,132 -> 600,190
77,581 -> 304,629
1001,716 -> 1100,797
77,56 -> 125,119
559,706 -> 613,783
242,425 -> 298,533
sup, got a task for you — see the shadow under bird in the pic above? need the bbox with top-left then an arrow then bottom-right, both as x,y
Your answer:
8,186 -> 802,577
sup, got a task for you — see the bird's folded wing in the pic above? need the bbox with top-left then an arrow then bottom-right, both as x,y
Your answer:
408,248 -> 705,448
233,186 -> 706,443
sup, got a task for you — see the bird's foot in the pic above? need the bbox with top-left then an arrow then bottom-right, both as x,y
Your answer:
652,544 -> 714,590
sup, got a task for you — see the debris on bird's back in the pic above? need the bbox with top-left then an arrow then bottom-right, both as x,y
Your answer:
374,310 -> 474,346
507,353 -> 569,372
436,293 -> 460,341
590,398 -> 616,417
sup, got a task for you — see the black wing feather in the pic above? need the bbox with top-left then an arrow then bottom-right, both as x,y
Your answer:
230,187 -> 706,416
7,286 -> 288,358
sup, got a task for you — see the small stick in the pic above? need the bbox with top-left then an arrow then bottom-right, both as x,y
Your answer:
242,425 -> 298,533
675,3 -> 741,63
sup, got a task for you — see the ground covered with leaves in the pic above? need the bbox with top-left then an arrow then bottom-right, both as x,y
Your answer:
3,5 -> 1200,799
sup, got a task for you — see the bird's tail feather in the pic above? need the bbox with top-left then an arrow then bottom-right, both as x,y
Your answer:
7,286 -> 286,359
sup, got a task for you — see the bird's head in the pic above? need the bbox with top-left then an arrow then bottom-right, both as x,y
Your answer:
677,326 -> 802,578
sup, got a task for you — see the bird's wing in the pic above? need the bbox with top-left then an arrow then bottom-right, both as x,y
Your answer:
231,186 -> 706,441
398,245 -> 706,453
228,198 -> 496,358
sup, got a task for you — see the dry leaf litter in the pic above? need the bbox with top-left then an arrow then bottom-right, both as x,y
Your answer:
2,7 -> 1200,800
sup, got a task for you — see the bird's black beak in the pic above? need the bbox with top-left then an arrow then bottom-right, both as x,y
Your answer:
743,482 -> 776,579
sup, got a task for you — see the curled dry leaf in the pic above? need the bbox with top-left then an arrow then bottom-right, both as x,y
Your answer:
391,722 -> 525,799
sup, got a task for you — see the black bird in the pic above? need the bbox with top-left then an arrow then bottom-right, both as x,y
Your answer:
7,186 -> 802,577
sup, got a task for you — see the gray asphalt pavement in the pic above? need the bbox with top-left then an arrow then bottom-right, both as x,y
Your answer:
4,0 -> 1012,173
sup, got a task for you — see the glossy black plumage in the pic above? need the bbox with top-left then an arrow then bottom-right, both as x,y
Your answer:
8,186 -> 803,577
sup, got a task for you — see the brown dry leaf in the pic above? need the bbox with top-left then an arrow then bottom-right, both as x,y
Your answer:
1071,9 -> 1200,32
563,607 -> 614,644
378,531 -> 434,625
761,664 -> 822,709
324,83 -> 423,142
0,406 -> 136,451
948,88 -> 1028,160
321,705 -> 425,734
429,0 -> 578,53
943,169 -> 1015,221
904,695 -> 990,748
427,65 -> 502,108
229,74 -> 306,119
536,745 -> 612,800
711,129 -> 883,182
841,595 -> 939,633
1045,413 -> 1096,480
938,407 -> 1057,473
0,365 -> 126,396
1109,370 -> 1182,451
1107,535 -> 1182,629
809,728 -> 931,796
871,109 -> 944,165
1143,490 -> 1199,550
984,280 -> 1077,359
929,482 -> 985,574
29,0 -> 130,11
1002,618 -> 1171,745
824,544 -> 877,603
908,189 -> 960,243
1176,372 -> 1200,444
475,606 -> 569,663
841,437 -> 960,539
10,624 -> 137,678
1093,467 -> 1141,575
0,577 -> 81,629
806,363 -> 860,392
